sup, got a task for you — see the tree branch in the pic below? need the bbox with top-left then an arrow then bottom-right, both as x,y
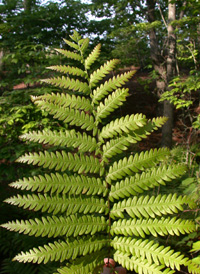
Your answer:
157,1 -> 168,29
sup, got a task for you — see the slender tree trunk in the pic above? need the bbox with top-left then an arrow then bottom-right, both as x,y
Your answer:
147,0 -> 176,148
23,0 -> 35,12
0,50 -> 4,72
161,1 -> 176,148
146,0 -> 167,97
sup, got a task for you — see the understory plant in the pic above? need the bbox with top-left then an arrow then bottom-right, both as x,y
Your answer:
1,31 -> 200,274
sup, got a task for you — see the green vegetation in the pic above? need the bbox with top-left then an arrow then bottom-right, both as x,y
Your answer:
0,1 -> 200,273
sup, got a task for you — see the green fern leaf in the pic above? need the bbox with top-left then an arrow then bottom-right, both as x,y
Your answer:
63,38 -> 80,50
110,194 -> 192,219
112,237 -> 188,271
41,76 -> 90,94
96,88 -> 129,121
5,194 -> 108,215
113,251 -> 175,274
17,151 -> 101,174
109,164 -> 186,201
13,236 -> 109,264
46,65 -> 87,78
69,30 -> 82,42
107,148 -> 170,183
54,48 -> 82,62
85,44 -> 101,70
100,113 -> 147,140
92,70 -> 135,104
33,101 -> 95,131
110,217 -> 196,238
102,135 -> 137,162
186,261 -> 200,274
89,59 -> 120,87
33,93 -> 92,111
55,250 -> 105,274
20,130 -> 97,153
79,38 -> 90,53
2,215 -> 108,238
9,173 -> 107,196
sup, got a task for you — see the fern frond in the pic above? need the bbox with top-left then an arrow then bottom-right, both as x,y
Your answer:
96,88 -> 129,121
110,217 -> 196,238
100,113 -> 147,140
109,164 -> 186,201
5,194 -> 108,215
85,44 -> 101,70
9,173 -> 107,196
107,148 -> 170,183
110,194 -> 192,219
20,130 -> 97,153
13,235 -> 109,264
89,59 -> 120,87
54,49 -> 82,62
113,251 -> 175,274
33,93 -> 92,111
92,70 -> 135,104
112,237 -> 188,271
17,151 -> 101,174
46,65 -> 87,78
2,215 -> 108,238
41,76 -> 90,94
55,250 -> 105,274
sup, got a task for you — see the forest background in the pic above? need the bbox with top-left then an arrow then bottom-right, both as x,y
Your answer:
0,0 -> 200,273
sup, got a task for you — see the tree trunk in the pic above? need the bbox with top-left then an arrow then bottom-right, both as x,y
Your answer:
161,1 -> 176,148
23,0 -> 35,12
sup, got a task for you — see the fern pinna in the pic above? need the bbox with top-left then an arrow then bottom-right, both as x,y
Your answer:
2,31 -> 200,274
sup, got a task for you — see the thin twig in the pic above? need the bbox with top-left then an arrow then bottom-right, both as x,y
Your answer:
157,1 -> 168,29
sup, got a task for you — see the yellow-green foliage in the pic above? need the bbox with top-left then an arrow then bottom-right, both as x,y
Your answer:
1,31 -> 200,274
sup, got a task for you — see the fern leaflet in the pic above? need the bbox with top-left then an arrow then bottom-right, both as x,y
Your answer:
89,59 -> 120,87
107,148 -> 170,183
33,93 -> 92,111
111,237 -> 188,271
96,88 -> 129,121
20,130 -> 97,153
85,44 -> 101,70
109,164 -> 186,201
2,215 -> 108,238
111,217 -> 196,238
47,65 -> 86,78
5,194 -> 108,215
14,236 -> 109,264
110,193 -> 194,219
92,70 -> 135,104
9,173 -> 107,196
41,76 -> 90,94
55,48 -> 82,62
113,251 -> 175,274
100,113 -> 147,140
17,151 -> 101,173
